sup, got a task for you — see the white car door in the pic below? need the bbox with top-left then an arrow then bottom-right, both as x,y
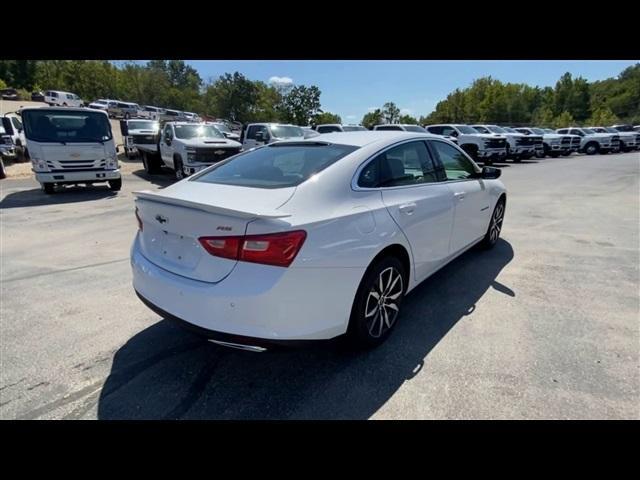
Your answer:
429,140 -> 491,254
159,124 -> 174,167
361,140 -> 455,282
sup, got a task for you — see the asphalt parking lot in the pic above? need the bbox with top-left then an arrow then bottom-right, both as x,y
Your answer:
0,152 -> 638,420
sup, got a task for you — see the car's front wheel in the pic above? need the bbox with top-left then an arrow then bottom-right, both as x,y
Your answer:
348,257 -> 406,349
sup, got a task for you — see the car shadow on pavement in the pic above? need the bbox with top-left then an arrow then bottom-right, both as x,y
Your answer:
0,185 -> 118,209
97,239 -> 514,420
131,169 -> 175,188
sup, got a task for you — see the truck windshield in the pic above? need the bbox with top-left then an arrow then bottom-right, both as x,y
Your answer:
213,123 -> 231,133
487,126 -> 507,134
457,126 -> 479,134
128,121 -> 158,130
581,128 -> 595,134
270,125 -> 304,138
193,143 -> 359,189
604,127 -> 619,133
342,126 -> 367,131
174,125 -> 225,139
530,128 -> 545,134
22,109 -> 112,143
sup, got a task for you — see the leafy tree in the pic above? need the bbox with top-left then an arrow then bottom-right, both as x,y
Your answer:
552,111 -> 575,128
0,78 -> 6,89
382,102 -> 400,124
398,114 -> 418,124
278,85 -> 322,125
204,72 -> 259,123
312,111 -> 342,126
586,107 -> 619,126
361,109 -> 384,129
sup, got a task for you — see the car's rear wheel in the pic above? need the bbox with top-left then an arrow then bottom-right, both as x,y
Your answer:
347,257 -> 406,349
480,198 -> 505,249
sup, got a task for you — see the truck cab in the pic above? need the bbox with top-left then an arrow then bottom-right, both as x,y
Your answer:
425,124 -> 507,165
241,123 -> 305,150
589,126 -> 638,151
158,122 -> 242,180
20,107 -> 121,194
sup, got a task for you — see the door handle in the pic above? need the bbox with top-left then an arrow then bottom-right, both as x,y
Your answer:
454,192 -> 465,200
399,203 -> 416,215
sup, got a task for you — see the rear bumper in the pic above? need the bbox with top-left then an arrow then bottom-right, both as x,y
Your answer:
35,169 -> 121,183
131,235 -> 363,341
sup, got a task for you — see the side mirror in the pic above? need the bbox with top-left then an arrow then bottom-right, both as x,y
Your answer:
254,131 -> 265,142
481,166 -> 501,179
450,131 -> 459,137
165,138 -> 172,146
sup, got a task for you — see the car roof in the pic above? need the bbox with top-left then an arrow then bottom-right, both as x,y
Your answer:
301,130 -> 438,147
20,106 -> 107,114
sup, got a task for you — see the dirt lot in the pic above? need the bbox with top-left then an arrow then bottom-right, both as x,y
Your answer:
0,151 -> 638,420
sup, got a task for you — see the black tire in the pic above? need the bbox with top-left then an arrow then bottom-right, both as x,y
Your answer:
347,256 -> 407,349
174,157 -> 185,180
108,178 -> 122,191
512,155 -> 521,163
584,142 -> 599,155
561,151 -> 571,156
43,183 -> 55,194
479,198 -> 505,250
550,152 -> 560,158
535,150 -> 545,159
142,151 -> 161,174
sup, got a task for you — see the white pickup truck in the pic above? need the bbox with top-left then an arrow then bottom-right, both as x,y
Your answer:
20,107 -> 121,194
138,121 -> 242,180
556,127 -> 620,155
516,127 -> 580,157
424,124 -> 507,165
241,123 -> 305,150
588,127 -> 638,152
471,124 -> 536,161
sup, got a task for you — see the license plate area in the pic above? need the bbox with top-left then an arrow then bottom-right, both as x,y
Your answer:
155,229 -> 201,268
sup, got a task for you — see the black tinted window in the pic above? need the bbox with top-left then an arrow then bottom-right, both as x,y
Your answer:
194,143 -> 358,189
317,126 -> 342,133
376,126 -> 403,131
358,141 -> 440,188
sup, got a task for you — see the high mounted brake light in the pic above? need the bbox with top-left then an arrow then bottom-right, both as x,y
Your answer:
199,230 -> 307,267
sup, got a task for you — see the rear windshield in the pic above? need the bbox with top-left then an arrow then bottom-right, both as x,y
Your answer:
22,109 -> 112,143
193,142 -> 359,189
342,126 -> 367,131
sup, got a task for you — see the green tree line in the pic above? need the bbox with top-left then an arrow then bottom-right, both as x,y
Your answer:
2,61 -> 638,128
417,64 -> 640,127
0,60 -> 335,126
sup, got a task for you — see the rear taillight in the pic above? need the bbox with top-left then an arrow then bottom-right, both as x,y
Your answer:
199,230 -> 306,267
135,207 -> 143,231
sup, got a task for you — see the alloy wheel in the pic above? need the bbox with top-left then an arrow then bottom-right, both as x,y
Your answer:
365,267 -> 404,338
490,202 -> 504,243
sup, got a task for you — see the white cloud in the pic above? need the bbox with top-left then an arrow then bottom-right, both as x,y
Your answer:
268,76 -> 293,87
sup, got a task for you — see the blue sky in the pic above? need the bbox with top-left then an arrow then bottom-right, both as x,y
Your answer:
185,60 -> 638,122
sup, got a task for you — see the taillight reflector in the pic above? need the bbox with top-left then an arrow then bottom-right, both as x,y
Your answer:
199,230 -> 306,267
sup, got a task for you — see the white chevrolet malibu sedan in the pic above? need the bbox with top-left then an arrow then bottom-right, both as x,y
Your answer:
131,131 -> 506,351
